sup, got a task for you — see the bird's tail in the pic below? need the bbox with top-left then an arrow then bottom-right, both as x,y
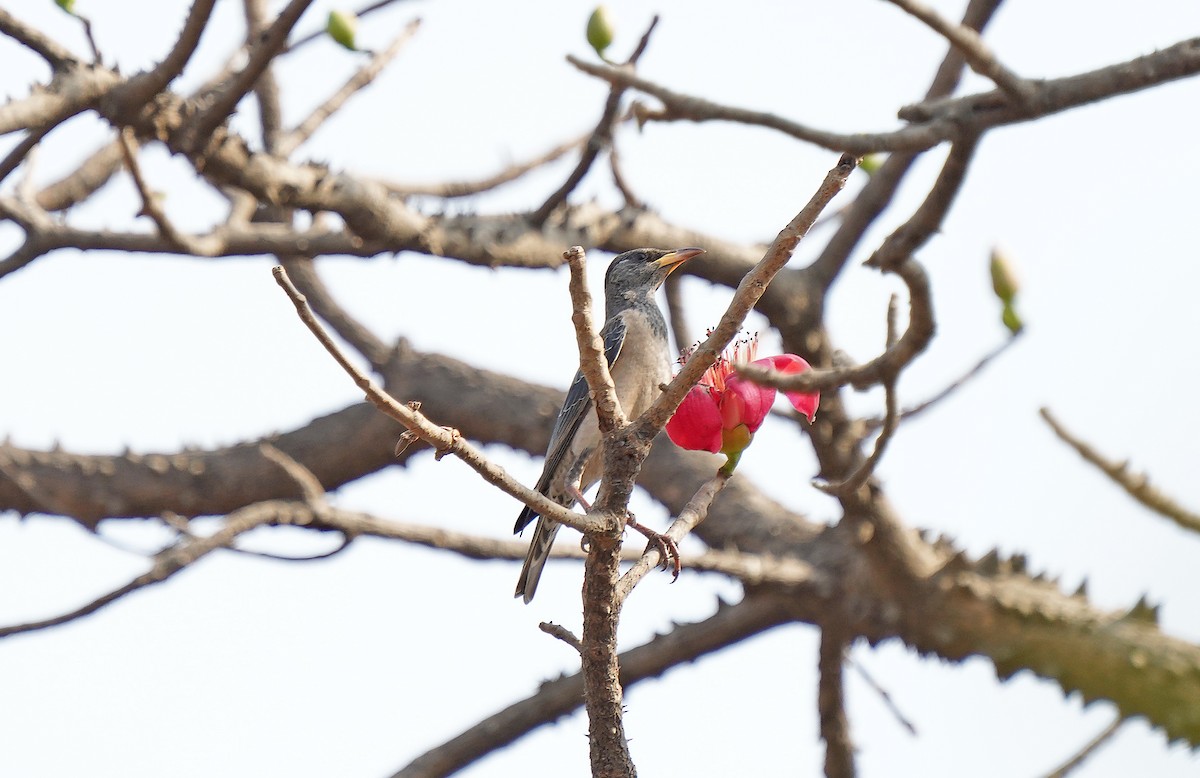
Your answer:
514,517 -> 560,603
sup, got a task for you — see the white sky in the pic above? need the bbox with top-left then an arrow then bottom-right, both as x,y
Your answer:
1,1 -> 1199,776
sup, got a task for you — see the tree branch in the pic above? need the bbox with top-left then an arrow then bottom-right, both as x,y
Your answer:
1039,407 -> 1200,534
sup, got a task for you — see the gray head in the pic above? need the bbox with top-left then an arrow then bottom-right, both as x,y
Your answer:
603,247 -> 704,314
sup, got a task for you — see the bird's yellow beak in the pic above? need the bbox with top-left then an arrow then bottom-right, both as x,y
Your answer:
653,247 -> 705,274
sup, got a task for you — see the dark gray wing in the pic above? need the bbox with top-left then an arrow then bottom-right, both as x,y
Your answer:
513,314 -> 628,534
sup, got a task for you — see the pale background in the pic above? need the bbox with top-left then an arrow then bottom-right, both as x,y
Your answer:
1,1 -> 1198,776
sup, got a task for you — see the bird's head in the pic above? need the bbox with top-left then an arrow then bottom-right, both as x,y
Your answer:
604,247 -> 705,303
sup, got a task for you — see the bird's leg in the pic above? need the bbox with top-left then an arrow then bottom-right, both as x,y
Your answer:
625,516 -> 682,581
566,485 -> 679,578
568,484 -> 594,552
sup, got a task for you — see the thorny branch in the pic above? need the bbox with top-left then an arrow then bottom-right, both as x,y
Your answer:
0,3 -> 1198,776
1040,408 -> 1200,534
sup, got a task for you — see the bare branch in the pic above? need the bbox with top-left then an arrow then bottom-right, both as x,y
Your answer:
1039,408 -> 1200,534
819,359 -> 899,496
638,154 -> 858,436
35,138 -> 125,211
742,136 -> 982,396
1040,717 -> 1123,778
807,0 -> 1007,290
538,622 -> 583,653
244,0 -> 285,154
258,442 -> 325,505
184,0 -> 313,146
0,238 -> 48,280
571,38 -> 1200,154
0,499 -> 297,639
0,127 -> 48,188
818,628 -> 855,778
0,66 -> 121,137
608,142 -> 645,210
118,128 -> 220,256
876,334 -> 1019,428
662,272 -> 691,355
276,18 -> 422,157
111,0 -> 217,109
884,0 -> 1036,105
271,265 -> 601,535
565,245 -> 626,433
531,15 -> 660,225
615,468 -> 731,605
379,133 -> 587,198
846,655 -> 918,735
277,257 -> 391,368
0,8 -> 78,70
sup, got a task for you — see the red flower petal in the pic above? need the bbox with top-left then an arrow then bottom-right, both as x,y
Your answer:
756,354 -> 820,423
666,385 -> 723,453
723,375 -> 775,433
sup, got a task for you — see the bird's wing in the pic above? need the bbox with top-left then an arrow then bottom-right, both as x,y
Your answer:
513,314 -> 628,534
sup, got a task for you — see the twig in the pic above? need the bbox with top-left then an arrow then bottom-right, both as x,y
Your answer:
111,0 -> 216,109
845,654 -> 918,735
884,0 -> 1036,105
232,534 -> 354,562
0,499 -> 298,639
72,11 -> 103,65
286,0 -> 413,51
277,257 -> 392,369
538,622 -> 583,652
873,334 -> 1019,428
271,265 -> 600,535
807,0 -> 1008,290
276,18 -> 422,157
564,245 -> 626,433
742,136 -> 982,396
819,298 -> 903,495
184,0 -> 313,148
614,468 -> 731,605
0,127 -> 49,188
1041,717 -> 1123,778
638,153 -> 858,436
608,142 -> 645,209
818,627 -> 856,778
0,8 -> 78,70
573,38 -> 1200,155
663,272 -> 691,356
1039,408 -> 1200,534
244,0 -> 284,154
35,138 -> 125,211
530,15 -> 660,225
259,442 -> 325,504
380,133 -> 587,198
118,128 -> 219,256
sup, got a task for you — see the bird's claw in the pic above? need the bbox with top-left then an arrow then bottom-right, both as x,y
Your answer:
626,514 -> 682,581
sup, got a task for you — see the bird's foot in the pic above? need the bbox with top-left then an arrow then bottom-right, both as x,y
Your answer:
626,514 -> 681,581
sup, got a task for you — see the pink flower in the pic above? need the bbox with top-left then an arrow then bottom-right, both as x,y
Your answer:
666,335 -> 819,469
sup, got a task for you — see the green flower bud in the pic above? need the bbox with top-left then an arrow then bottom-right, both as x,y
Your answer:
586,6 -> 615,58
327,10 -> 358,51
859,154 -> 884,175
990,246 -> 1020,305
55,0 -> 76,14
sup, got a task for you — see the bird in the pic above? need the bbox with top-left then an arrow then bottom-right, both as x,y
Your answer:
514,247 -> 704,603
